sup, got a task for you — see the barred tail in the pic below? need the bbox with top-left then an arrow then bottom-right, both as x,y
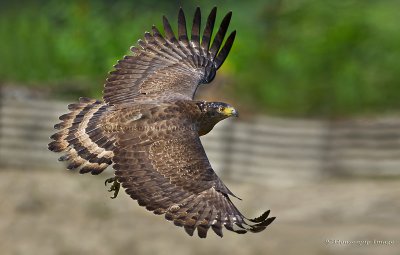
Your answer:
48,97 -> 115,174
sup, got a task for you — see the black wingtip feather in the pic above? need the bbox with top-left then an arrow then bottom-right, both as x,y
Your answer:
50,132 -> 62,140
48,141 -> 63,152
201,7 -> 217,51
184,225 -> 195,236
265,216 -> 276,226
59,113 -> 72,121
211,225 -> 223,238
151,25 -> 166,43
67,161 -> 81,170
163,16 -> 177,43
144,32 -> 152,42
178,8 -> 188,44
191,7 -> 201,47
209,11 -> 232,59
248,210 -> 271,223
58,154 -> 70,161
197,225 -> 209,238
215,30 -> 236,69
246,216 -> 276,233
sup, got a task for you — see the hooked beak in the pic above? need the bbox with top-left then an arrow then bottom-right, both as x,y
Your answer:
231,108 -> 239,117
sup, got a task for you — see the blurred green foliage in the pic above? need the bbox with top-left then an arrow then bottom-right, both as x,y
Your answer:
1,0 -> 399,117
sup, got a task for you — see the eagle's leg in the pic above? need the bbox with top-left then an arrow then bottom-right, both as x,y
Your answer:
104,177 -> 120,199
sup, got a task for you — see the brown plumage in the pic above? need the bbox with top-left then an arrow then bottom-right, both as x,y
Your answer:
49,7 -> 275,238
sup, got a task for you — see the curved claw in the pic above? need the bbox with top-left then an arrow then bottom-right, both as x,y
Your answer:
104,177 -> 120,199
105,177 -> 115,186
110,187 -> 119,199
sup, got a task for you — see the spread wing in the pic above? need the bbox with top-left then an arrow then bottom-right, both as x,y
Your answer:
103,7 -> 236,105
113,114 -> 275,238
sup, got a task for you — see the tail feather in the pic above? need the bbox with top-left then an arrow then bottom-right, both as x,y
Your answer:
48,97 -> 115,175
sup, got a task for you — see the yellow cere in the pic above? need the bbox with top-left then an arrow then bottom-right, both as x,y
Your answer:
222,106 -> 237,116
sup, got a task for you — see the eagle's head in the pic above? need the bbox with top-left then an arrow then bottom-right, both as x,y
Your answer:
197,101 -> 238,136
200,102 -> 239,119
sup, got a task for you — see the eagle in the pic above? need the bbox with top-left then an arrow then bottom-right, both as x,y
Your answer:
48,7 -> 275,238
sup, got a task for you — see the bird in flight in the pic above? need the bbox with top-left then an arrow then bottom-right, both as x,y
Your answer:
48,7 -> 275,238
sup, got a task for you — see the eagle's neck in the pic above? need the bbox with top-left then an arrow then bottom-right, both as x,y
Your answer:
197,114 -> 224,136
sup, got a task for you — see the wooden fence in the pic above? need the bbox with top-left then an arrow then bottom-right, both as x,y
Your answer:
1,97 -> 399,185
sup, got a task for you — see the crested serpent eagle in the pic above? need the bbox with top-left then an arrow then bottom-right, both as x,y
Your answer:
48,7 -> 275,238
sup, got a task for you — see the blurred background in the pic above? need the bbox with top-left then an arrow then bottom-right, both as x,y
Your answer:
0,0 -> 399,254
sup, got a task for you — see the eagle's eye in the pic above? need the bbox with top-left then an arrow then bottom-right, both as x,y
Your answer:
218,106 -> 225,112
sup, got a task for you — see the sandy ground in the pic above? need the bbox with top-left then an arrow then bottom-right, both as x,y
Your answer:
0,169 -> 399,255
